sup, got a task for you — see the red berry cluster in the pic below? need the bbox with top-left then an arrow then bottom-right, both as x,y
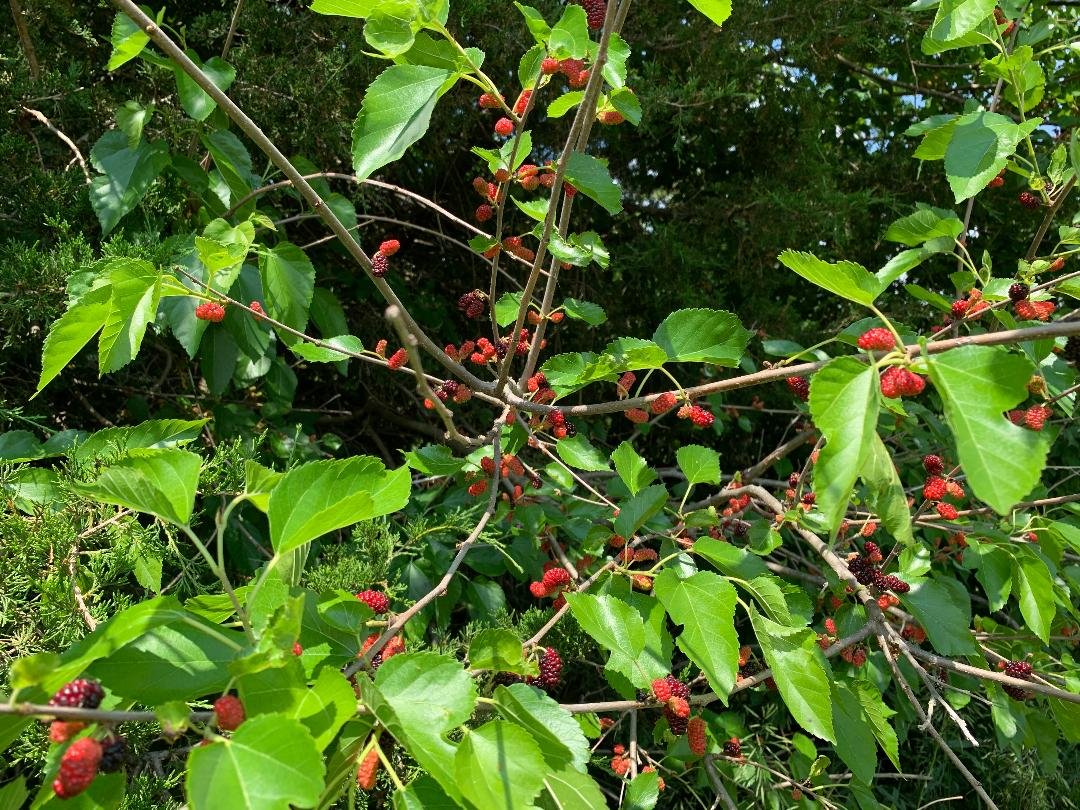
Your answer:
530,408 -> 576,440
553,58 -> 590,89
360,633 -> 405,670
424,379 -> 473,410
194,301 -> 226,322
578,0 -> 606,29
999,659 -> 1033,700
687,715 -> 707,755
654,675 -> 691,735
457,289 -> 488,319
53,737 -> 102,798
846,546 -> 910,596
356,589 -> 390,614
529,564 -> 572,601
1018,190 -> 1040,210
473,452 -> 537,504
786,376 -> 810,401
50,679 -> 104,710
949,288 -> 990,322
1014,298 -> 1056,321
676,403 -> 714,428
536,647 -> 563,690
526,371 -> 556,404
857,327 -> 895,352
651,391 -> 678,414
988,166 -> 1007,188
616,371 -> 636,398
357,748 -> 381,790
610,743 -> 630,776
840,644 -> 869,667
1007,404 -> 1053,432
879,366 -> 926,398
214,694 -> 245,731
902,623 -> 928,644
370,238 -> 401,278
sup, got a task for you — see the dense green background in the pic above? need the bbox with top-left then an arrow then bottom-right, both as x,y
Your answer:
2,1 -> 1079,807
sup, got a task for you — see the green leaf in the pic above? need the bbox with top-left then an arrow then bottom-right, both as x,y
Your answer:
1010,546 -> 1054,643
925,0 -> 996,44
604,337 -> 668,371
548,4 -> 589,59
884,205 -> 964,246
186,714 -> 324,810
456,721 -> 548,809
943,112 -> 1041,202
515,3 -> 551,43
77,448 -> 201,525
364,0 -> 418,56
292,668 -> 358,751
548,91 -> 585,119
289,335 -> 365,362
71,418 -> 207,462
98,258 -> 161,374
352,65 -> 454,181
565,593 -> 651,687
269,458 -> 409,554
513,196 -> 549,222
749,606 -> 836,742
926,346 -> 1048,514
777,250 -> 882,306
564,152 -> 622,215
608,87 -> 642,125
831,682 -> 878,784
174,52 -> 236,121
899,576 -> 978,655
809,358 -> 880,536
614,484 -> 668,537
611,441 -> 656,496
624,771 -> 660,810
89,131 -> 170,235
366,653 -> 478,803
519,43 -> 545,89
310,0 -> 382,15
404,444 -> 466,476
561,298 -> 606,326
259,241 -> 315,347
107,11 -> 150,70
602,34 -> 630,88
0,776 -> 27,810
694,537 -> 769,579
654,569 -> 739,704
652,308 -> 750,366
542,768 -> 607,809
861,434 -> 914,546
393,775 -> 458,810
469,629 -> 527,674
494,684 -> 590,772
494,292 -> 526,327
966,542 -> 1012,611
684,0 -> 732,27
35,285 -> 113,395
555,434 -> 610,472
676,444 -> 721,486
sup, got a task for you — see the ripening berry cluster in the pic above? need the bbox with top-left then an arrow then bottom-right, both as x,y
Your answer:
356,589 -> 391,614
999,659 -> 1034,700
839,644 -> 868,667
457,289 -> 487,319
526,371 -> 556,404
920,453 -> 967,521
650,675 -> 692,735
674,402 -> 714,429
471,451 -> 540,503
880,365 -> 926,398
786,376 -> 810,401
1008,404 -> 1053,432
357,748 -> 381,790
949,288 -> 991,322
371,238 -> 400,278
529,564 -> 572,603
856,327 -> 895,352
423,378 -> 474,411
374,339 -> 409,370
360,632 -> 405,670
846,544 -> 910,596
45,679 -> 131,798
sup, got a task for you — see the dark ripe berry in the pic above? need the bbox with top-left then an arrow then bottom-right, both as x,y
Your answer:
564,420 -> 577,438
98,736 -> 128,773
194,302 -> 226,323
788,472 -> 800,488
882,574 -> 910,594
371,252 -> 389,278
474,203 -> 493,223
356,590 -> 390,614
923,454 -> 944,475
651,391 -> 678,414
1003,660 -> 1032,679
864,540 -> 883,564
664,675 -> 690,700
53,737 -> 102,799
1009,282 -> 1030,302
458,290 -> 487,319
723,737 -> 742,758
923,476 -> 947,501
1003,684 -> 1031,700
357,748 -> 381,790
687,716 -> 707,755
857,327 -> 895,352
1063,336 -> 1080,364
494,117 -> 514,137
213,695 -> 245,731
387,348 -> 408,370
786,376 -> 809,401
379,239 -> 401,257
538,648 -> 562,689
541,57 -> 560,75
50,679 -> 104,710
1018,191 -> 1040,210
580,0 -> 606,29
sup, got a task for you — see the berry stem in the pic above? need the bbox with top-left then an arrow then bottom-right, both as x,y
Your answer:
373,740 -> 405,791
179,524 -> 255,645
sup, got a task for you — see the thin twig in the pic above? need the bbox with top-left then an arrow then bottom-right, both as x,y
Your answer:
20,107 -> 90,182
